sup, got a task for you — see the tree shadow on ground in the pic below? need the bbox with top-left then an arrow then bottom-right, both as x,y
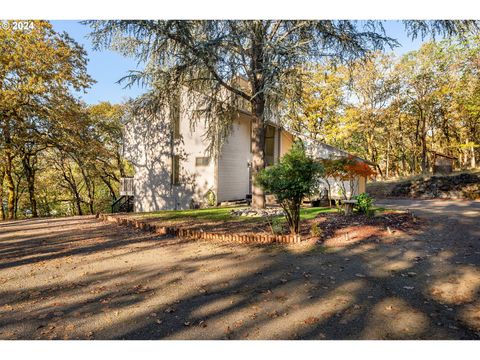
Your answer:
0,213 -> 479,340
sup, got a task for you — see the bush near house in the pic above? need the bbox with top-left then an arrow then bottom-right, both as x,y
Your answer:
354,192 -> 375,214
256,141 -> 324,234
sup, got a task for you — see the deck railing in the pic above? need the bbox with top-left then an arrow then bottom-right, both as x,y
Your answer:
119,177 -> 134,196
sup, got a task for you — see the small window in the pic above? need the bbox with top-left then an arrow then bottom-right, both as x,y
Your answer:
171,155 -> 180,185
195,157 -> 210,167
171,95 -> 181,139
265,125 -> 275,166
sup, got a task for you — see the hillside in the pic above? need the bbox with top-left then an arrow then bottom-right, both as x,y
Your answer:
367,170 -> 480,200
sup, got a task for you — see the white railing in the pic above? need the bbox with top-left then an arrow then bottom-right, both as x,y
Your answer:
120,177 -> 134,196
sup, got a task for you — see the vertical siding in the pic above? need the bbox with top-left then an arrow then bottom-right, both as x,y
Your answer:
123,90 -> 215,211
216,114 -> 252,202
280,130 -> 294,158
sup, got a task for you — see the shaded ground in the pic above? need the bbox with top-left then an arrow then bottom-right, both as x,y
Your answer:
0,206 -> 479,340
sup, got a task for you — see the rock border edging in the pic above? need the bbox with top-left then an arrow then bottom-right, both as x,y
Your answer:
98,214 -> 301,245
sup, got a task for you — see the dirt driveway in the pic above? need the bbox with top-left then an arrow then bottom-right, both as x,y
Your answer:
376,199 -> 480,219
0,212 -> 479,340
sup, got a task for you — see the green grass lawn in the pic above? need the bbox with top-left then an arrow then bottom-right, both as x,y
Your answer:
134,206 -> 336,223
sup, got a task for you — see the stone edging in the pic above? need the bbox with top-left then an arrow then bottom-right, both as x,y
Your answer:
98,214 -> 301,245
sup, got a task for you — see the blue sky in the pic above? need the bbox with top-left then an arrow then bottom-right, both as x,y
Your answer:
51,20 -> 428,105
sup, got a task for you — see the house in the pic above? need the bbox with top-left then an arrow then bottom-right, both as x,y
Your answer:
121,89 -> 372,212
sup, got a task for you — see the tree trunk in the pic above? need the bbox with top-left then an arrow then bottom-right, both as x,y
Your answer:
420,111 -> 428,174
470,141 -> 476,169
79,166 -> 95,215
385,138 -> 390,179
74,191 -> 83,216
5,153 -> 15,220
2,118 -> 16,220
251,116 -> 266,209
58,159 -> 83,216
101,175 -> 117,201
21,153 -> 38,217
0,167 -> 5,220
249,24 -> 269,209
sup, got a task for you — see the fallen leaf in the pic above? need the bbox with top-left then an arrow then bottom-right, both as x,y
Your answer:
304,316 -> 320,325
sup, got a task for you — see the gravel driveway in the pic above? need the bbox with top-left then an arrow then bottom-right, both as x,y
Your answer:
376,199 -> 480,219
0,211 -> 479,340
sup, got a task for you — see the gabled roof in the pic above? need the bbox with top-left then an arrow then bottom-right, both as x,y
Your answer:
285,127 -> 377,166
429,150 -> 458,160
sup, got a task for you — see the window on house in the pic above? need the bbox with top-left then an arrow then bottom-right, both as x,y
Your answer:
171,155 -> 180,185
195,157 -> 210,167
171,95 -> 181,139
264,125 -> 275,166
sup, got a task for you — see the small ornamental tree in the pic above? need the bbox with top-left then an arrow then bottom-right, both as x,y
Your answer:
321,158 -> 349,205
256,141 -> 324,234
321,156 -> 376,200
341,157 -> 376,199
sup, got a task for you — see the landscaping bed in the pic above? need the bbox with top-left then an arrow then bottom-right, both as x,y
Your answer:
108,206 -> 421,246
301,211 -> 423,247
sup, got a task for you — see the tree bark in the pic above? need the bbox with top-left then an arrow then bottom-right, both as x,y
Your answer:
420,110 -> 428,174
470,141 -> 476,169
249,23 -> 267,209
0,167 -> 5,220
2,118 -> 16,220
4,152 -> 15,220
21,152 -> 38,217
251,116 -> 266,209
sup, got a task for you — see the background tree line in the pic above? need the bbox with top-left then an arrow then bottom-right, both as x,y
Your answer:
2,20 -> 479,219
0,21 -> 129,220
286,36 -> 480,178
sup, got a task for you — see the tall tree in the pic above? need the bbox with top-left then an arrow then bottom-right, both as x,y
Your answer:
0,20 -> 93,219
87,20 -> 477,208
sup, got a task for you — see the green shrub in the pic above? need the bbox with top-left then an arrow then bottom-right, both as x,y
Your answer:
270,217 -> 286,235
256,141 -> 324,234
310,222 -> 323,237
354,192 -> 374,214
204,189 -> 216,207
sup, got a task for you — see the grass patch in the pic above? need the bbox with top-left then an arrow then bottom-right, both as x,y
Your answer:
134,206 -> 243,222
134,206 -> 335,223
299,207 -> 337,220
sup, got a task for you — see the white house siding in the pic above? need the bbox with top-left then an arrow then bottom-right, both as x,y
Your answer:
123,113 -> 181,212
216,113 -> 252,202
280,130 -> 294,158
317,177 -> 361,199
176,105 -> 216,207
123,91 -> 215,212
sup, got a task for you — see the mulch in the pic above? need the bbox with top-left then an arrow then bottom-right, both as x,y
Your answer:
302,211 -> 424,246
126,209 -> 423,246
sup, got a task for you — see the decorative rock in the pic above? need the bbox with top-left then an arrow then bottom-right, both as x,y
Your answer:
230,207 -> 285,217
